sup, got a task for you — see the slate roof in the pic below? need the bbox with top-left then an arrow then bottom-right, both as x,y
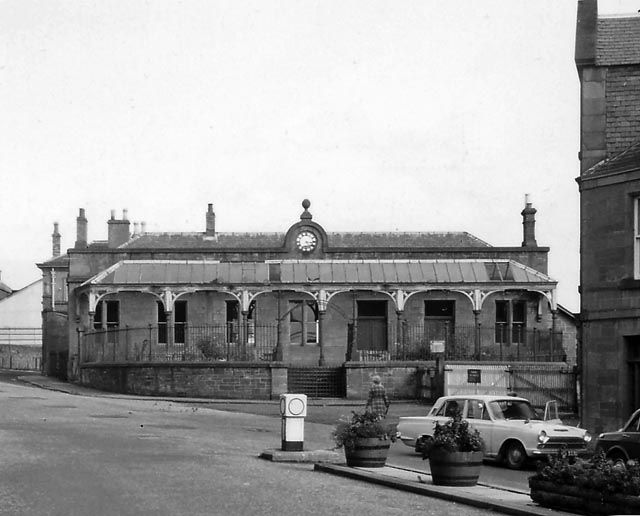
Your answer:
584,139 -> 640,177
596,16 -> 640,65
37,254 -> 70,268
83,259 -> 555,287
119,231 -> 490,250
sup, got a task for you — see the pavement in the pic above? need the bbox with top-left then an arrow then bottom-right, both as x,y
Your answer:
15,372 -> 574,516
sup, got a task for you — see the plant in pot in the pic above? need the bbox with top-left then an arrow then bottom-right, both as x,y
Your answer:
421,409 -> 484,486
332,411 -> 397,467
529,449 -> 640,514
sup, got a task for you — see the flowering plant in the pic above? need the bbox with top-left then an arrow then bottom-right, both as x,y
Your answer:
332,411 -> 397,449
421,409 -> 483,458
531,449 -> 640,496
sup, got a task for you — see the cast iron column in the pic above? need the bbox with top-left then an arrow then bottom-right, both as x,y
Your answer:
318,309 -> 326,366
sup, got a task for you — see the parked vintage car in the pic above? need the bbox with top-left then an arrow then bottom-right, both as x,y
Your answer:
397,394 -> 591,469
595,408 -> 640,463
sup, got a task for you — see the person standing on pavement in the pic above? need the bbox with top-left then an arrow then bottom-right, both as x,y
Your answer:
365,375 -> 390,418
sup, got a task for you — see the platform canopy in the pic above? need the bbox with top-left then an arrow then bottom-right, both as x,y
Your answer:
83,259 -> 555,288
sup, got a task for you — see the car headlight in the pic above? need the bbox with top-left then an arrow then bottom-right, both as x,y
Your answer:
538,430 -> 549,444
583,432 -> 592,443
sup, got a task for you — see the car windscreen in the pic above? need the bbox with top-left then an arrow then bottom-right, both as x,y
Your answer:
489,400 -> 540,420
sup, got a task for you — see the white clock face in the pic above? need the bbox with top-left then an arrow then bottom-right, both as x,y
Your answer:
296,230 -> 317,252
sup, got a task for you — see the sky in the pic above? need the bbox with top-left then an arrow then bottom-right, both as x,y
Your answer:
1,0 -> 639,312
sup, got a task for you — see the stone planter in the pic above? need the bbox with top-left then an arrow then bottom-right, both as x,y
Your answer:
529,479 -> 640,515
344,437 -> 391,467
428,449 -> 483,486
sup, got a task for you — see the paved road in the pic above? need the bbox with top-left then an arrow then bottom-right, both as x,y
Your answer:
201,399 -> 535,491
0,375 -> 496,516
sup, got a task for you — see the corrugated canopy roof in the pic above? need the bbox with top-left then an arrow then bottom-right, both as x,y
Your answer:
83,259 -> 555,288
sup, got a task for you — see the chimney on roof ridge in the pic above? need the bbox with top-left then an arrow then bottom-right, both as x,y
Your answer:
206,204 -> 216,236
141,221 -> 147,234
52,222 -> 61,257
107,208 -> 131,248
75,208 -> 88,249
133,222 -> 140,236
521,194 -> 537,248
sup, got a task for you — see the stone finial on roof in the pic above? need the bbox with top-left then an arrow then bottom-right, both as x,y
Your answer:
300,199 -> 312,220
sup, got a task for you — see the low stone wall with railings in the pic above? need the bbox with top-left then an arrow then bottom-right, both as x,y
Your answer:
80,362 -> 285,399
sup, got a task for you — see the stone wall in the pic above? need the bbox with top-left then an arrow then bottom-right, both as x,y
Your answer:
344,361 -> 436,400
80,362 -> 277,399
0,344 -> 41,371
79,361 -> 437,401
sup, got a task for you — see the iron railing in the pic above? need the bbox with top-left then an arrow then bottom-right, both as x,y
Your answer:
388,323 -> 565,362
81,322 -> 565,364
81,323 -> 277,364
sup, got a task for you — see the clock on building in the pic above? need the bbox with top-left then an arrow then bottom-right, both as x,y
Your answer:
296,230 -> 317,252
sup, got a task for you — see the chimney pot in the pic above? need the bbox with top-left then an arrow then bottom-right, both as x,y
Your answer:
123,209 -> 128,221
521,194 -> 538,247
107,210 -> 131,247
52,222 -> 61,257
205,204 -> 216,236
75,208 -> 88,249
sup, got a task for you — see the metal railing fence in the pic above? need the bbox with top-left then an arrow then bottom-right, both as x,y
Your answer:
81,323 -> 277,364
389,323 -> 565,362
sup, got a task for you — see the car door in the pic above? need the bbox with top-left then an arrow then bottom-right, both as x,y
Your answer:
466,399 -> 495,457
620,411 -> 640,459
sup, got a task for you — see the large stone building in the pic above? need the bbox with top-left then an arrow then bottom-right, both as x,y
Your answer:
575,0 -> 640,432
37,198 -> 574,400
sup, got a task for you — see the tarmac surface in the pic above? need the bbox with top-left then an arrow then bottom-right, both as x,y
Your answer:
15,372 -> 575,516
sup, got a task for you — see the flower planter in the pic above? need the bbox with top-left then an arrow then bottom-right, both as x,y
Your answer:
344,437 -> 391,467
428,449 -> 483,486
529,479 -> 640,515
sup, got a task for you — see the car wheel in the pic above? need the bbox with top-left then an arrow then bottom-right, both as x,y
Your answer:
504,442 -> 527,470
607,450 -> 627,466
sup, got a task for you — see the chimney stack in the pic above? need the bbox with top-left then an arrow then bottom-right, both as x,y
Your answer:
206,204 -> 216,236
75,208 -> 88,249
521,194 -> 538,247
52,222 -> 61,257
107,208 -> 131,248
141,221 -> 147,234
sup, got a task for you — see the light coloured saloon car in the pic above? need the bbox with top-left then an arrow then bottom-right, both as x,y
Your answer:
398,394 -> 591,469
